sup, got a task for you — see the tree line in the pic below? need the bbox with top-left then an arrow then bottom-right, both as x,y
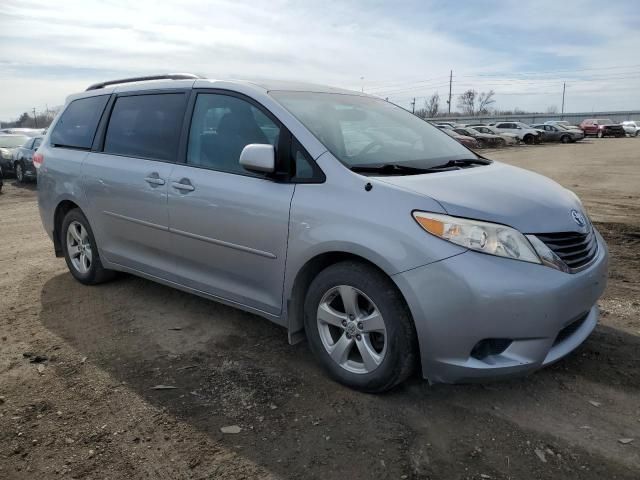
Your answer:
414,89 -> 558,119
0,108 -> 61,129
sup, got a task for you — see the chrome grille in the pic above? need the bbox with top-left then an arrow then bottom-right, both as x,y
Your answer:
536,229 -> 598,270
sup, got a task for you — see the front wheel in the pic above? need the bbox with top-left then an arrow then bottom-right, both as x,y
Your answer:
61,209 -> 116,285
635,130 -> 640,137
560,135 -> 570,144
303,261 -> 418,392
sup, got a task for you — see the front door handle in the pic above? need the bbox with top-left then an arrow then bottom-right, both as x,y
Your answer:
172,179 -> 195,192
145,176 -> 165,186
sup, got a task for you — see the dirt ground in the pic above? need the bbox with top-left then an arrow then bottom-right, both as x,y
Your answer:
1,137 -> 639,479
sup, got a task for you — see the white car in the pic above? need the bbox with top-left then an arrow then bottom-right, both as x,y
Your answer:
470,125 -> 520,145
622,121 -> 640,137
493,122 -> 542,144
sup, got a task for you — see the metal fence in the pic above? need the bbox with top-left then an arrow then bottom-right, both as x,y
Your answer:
428,110 -> 640,125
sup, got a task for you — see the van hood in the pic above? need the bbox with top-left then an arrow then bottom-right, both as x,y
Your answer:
377,162 -> 586,234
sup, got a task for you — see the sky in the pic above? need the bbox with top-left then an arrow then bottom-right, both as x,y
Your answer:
1,0 -> 640,120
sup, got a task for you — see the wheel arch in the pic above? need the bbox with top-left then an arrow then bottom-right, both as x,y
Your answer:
286,250 -> 413,345
53,200 -> 82,257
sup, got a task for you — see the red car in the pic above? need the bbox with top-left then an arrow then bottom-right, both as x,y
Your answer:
579,119 -> 625,138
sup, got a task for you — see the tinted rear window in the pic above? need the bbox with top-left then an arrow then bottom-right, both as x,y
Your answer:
51,95 -> 109,149
104,93 -> 186,161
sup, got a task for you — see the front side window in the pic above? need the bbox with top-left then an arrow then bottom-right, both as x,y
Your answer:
270,92 -> 475,169
51,95 -> 109,149
104,93 -> 186,161
187,93 -> 280,175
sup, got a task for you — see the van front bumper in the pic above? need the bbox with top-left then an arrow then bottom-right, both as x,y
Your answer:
393,229 -> 608,384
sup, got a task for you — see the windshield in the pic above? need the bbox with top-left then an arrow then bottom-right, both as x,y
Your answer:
270,91 -> 476,168
596,119 -> 614,124
0,135 -> 29,148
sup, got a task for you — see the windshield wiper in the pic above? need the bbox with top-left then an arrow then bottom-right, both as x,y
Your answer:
350,164 -> 436,174
350,158 -> 490,175
429,158 -> 491,169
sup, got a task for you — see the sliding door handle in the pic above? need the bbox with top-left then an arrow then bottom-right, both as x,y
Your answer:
172,180 -> 195,192
145,176 -> 165,186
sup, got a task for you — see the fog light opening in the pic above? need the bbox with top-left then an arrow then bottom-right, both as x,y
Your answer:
470,338 -> 513,360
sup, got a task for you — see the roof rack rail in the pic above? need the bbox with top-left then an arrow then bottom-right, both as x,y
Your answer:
86,73 -> 205,91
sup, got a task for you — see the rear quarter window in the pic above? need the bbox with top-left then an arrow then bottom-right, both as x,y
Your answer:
51,95 -> 109,149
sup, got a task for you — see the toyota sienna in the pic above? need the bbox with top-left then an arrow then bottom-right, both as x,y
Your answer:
36,74 -> 608,392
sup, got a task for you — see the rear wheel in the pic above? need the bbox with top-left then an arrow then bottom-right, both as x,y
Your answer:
15,162 -> 25,183
303,261 -> 417,392
61,209 -> 116,285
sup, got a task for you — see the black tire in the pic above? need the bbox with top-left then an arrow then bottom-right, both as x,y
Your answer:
303,261 -> 418,392
476,138 -> 486,148
497,138 -> 506,147
523,134 -> 534,145
61,208 -> 116,285
635,130 -> 639,137
560,135 -> 570,144
15,161 -> 26,183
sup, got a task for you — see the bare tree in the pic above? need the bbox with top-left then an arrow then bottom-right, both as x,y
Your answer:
477,90 -> 495,115
457,89 -> 496,116
546,105 -> 558,114
457,90 -> 477,115
425,93 -> 440,118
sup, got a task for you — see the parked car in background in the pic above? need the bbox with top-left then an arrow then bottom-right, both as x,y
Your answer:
493,122 -> 542,144
453,127 -> 506,148
11,135 -> 43,183
544,120 -> 579,128
0,128 -> 46,137
0,134 -> 30,173
531,124 -> 584,143
441,128 -> 479,149
621,121 -> 640,137
579,119 -> 625,138
470,125 -> 520,145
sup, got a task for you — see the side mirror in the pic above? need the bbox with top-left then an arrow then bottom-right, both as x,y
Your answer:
239,144 -> 275,173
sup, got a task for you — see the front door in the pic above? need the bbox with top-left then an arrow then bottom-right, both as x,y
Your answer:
167,92 -> 294,316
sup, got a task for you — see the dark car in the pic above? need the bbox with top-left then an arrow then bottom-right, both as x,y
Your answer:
453,127 -> 506,148
531,124 -> 584,143
0,134 -> 30,174
0,165 -> 3,193
11,135 -> 43,183
579,119 -> 625,138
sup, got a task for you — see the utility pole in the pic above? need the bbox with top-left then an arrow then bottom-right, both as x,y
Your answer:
447,70 -> 453,114
411,98 -> 416,114
561,82 -> 566,119
32,108 -> 38,128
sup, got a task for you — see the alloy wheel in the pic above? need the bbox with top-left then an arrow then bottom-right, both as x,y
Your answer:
316,285 -> 387,374
66,221 -> 92,274
16,163 -> 23,182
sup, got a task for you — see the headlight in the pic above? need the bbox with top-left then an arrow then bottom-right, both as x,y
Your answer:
413,212 -> 541,264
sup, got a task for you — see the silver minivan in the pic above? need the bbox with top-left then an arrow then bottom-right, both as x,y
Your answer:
37,74 -> 608,392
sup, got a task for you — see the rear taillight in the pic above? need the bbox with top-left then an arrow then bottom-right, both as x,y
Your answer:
33,152 -> 44,169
